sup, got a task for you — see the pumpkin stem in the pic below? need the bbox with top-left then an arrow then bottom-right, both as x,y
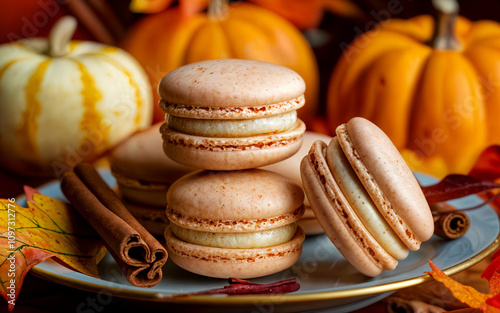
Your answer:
208,0 -> 228,21
429,0 -> 462,50
48,16 -> 78,57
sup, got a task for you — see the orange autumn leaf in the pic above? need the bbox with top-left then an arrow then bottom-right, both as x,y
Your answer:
0,187 -> 105,311
130,0 -> 208,15
426,260 -> 492,311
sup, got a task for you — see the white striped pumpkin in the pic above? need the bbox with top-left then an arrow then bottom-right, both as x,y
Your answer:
0,16 -> 152,177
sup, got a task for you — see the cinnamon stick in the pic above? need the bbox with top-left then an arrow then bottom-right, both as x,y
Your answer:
431,202 -> 470,240
60,163 -> 167,287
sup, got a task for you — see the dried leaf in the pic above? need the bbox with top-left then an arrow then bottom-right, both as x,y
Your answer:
0,187 -> 104,311
186,278 -> 300,296
421,175 -> 500,204
482,250 -> 500,297
486,295 -> 500,312
481,255 -> 500,282
489,272 -> 500,297
419,145 -> 500,205
425,260 -> 490,310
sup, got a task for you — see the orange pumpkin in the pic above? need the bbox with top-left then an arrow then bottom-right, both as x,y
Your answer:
327,0 -> 500,177
121,0 -> 319,126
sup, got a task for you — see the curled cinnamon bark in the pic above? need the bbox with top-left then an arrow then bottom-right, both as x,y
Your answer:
431,202 -> 470,240
60,163 -> 167,287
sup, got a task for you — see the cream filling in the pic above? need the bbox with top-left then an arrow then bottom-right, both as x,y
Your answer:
170,222 -> 298,249
167,111 -> 297,138
326,139 -> 409,260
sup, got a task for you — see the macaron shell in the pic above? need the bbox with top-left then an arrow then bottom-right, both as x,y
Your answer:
158,59 -> 306,109
110,123 -> 194,184
161,120 -> 305,170
300,141 -> 397,277
339,118 -> 434,248
167,169 -> 305,232
164,226 -> 305,279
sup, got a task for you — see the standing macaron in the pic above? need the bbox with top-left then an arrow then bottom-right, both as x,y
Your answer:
300,117 -> 434,277
164,169 -> 305,279
110,123 -> 194,236
159,59 -> 306,170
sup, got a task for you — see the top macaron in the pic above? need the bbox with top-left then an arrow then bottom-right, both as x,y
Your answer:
158,59 -> 306,171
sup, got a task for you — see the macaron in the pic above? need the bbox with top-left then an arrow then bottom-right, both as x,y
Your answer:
164,169 -> 305,279
262,131 -> 333,235
300,117 -> 434,277
109,123 -> 194,235
158,58 -> 306,171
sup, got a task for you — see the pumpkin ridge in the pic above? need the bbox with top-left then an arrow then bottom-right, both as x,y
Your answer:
0,60 -> 17,81
462,45 -> 500,144
18,59 -> 51,160
338,33 -> 421,106
75,60 -> 108,156
227,5 -> 294,62
170,14 -> 208,69
93,53 -> 145,126
217,20 -> 239,59
409,52 -> 486,172
225,9 -> 275,46
372,48 -> 431,148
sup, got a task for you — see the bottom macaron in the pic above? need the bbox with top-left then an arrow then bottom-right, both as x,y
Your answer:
164,168 -> 306,278
164,226 -> 305,279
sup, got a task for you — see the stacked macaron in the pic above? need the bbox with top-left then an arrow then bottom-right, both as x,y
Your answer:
158,58 -> 306,171
165,169 -> 305,278
159,59 -> 307,279
109,123 -> 194,236
300,117 -> 434,276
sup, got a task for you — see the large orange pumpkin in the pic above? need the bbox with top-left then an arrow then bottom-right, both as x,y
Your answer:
121,0 -> 319,126
327,0 -> 500,177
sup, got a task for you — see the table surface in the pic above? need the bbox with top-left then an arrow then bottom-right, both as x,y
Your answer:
0,166 -> 491,313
